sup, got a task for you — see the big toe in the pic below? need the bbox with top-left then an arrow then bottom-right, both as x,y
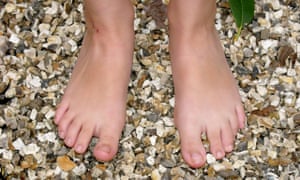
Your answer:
93,134 -> 120,162
179,128 -> 206,168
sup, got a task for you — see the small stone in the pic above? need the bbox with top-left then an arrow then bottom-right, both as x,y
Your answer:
269,95 -> 280,107
2,150 -> 13,160
30,109 -> 38,120
21,143 -> 40,155
233,160 -> 246,169
4,88 -> 16,99
5,3 -> 16,13
260,39 -> 278,50
271,0 -> 281,10
151,169 -> 161,180
72,163 -> 86,176
136,126 -> 144,140
146,156 -> 155,166
243,48 -> 254,58
12,138 -> 25,150
213,163 -> 226,172
45,109 -> 55,120
206,154 -> 216,164
0,36 -> 8,57
57,156 -> 77,171
256,85 -> 268,97
9,34 -> 20,44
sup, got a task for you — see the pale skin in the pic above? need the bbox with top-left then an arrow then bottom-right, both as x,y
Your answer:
54,0 -> 246,168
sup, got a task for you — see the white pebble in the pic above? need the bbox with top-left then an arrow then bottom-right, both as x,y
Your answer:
2,150 -> 13,160
12,138 -> 25,150
29,75 -> 42,88
233,160 -> 246,169
213,163 -> 225,172
72,163 -> 87,176
9,34 -> 20,44
5,3 -> 16,13
146,156 -> 155,166
37,132 -> 56,143
260,39 -> 278,50
162,117 -> 174,126
269,95 -> 280,107
273,10 -> 283,19
45,109 -> 55,120
271,0 -> 281,10
150,136 -> 157,146
30,109 -> 38,120
169,97 -> 175,107
21,143 -> 40,155
257,85 -> 268,97
206,154 -> 216,164
136,126 -> 144,140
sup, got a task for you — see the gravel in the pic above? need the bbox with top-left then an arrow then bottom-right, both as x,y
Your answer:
0,0 -> 299,179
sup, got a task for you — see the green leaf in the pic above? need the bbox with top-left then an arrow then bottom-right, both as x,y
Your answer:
229,0 -> 255,37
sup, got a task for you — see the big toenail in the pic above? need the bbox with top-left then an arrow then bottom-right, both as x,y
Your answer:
191,153 -> 202,164
100,145 -> 111,153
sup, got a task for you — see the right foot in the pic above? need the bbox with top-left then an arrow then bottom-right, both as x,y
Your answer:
54,0 -> 134,161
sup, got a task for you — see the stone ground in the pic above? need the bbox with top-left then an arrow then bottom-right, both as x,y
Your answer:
0,0 -> 299,179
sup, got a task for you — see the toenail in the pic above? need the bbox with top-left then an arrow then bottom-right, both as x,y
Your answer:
75,145 -> 83,153
191,153 -> 202,165
59,131 -> 65,138
65,138 -> 72,145
216,151 -> 223,159
225,145 -> 233,152
99,145 -> 111,154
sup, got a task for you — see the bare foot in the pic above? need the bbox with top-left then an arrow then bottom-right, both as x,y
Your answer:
167,0 -> 246,167
169,28 -> 246,168
54,20 -> 134,161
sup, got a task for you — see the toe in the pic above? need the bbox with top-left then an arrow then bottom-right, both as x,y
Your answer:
178,127 -> 206,168
57,111 -> 74,139
221,121 -> 234,153
93,130 -> 120,162
236,105 -> 246,129
74,125 -> 94,153
229,113 -> 239,136
207,126 -> 225,159
55,100 -> 69,124
64,119 -> 81,147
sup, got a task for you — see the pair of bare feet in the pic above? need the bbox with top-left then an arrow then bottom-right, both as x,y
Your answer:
54,0 -> 245,168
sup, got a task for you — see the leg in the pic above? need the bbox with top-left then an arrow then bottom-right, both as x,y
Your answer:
168,0 -> 246,168
54,0 -> 134,161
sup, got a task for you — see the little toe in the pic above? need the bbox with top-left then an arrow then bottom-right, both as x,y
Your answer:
64,119 -> 81,147
57,111 -> 75,139
55,100 -> 69,124
236,105 -> 246,129
179,129 -> 206,168
74,125 -> 94,154
93,131 -> 120,162
207,127 -> 225,159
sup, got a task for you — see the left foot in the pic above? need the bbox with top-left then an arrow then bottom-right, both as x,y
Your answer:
168,3 -> 246,167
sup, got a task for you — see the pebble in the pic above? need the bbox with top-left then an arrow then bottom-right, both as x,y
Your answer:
0,36 -> 8,57
20,144 -> 40,156
206,154 -> 216,164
